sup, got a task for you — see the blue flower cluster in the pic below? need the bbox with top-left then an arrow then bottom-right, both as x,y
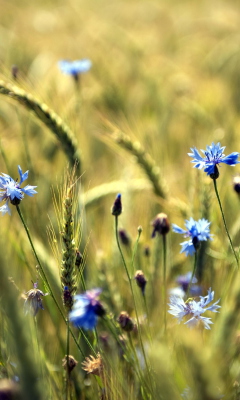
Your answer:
172,217 -> 212,256
0,166 -> 37,215
168,288 -> 221,329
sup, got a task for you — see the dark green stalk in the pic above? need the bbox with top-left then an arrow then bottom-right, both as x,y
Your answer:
186,251 -> 198,299
114,216 -> 154,396
16,205 -> 84,357
213,179 -> 239,268
65,319 -> 70,400
162,234 -> 167,334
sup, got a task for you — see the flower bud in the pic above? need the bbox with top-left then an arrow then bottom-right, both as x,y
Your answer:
62,355 -> 78,372
117,311 -> 135,332
134,270 -> 147,294
151,213 -> 170,238
111,194 -> 122,216
118,229 -> 131,246
233,176 -> 240,194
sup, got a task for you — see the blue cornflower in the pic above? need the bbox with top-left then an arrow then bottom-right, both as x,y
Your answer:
69,288 -> 104,330
176,272 -> 202,296
58,59 -> 92,78
188,142 -> 240,177
0,165 -> 37,215
168,288 -> 221,329
172,217 -> 212,256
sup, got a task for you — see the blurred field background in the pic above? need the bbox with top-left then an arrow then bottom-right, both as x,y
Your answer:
1,0 -> 240,399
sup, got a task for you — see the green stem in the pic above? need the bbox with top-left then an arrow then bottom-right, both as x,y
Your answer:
16,205 -> 84,357
162,234 -> 167,334
65,318 -> 70,400
186,251 -> 197,299
213,179 -> 239,268
131,227 -> 142,276
114,216 -> 154,396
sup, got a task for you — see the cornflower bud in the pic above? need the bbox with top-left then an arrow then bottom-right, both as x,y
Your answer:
75,249 -> 83,267
11,65 -> 19,80
233,176 -> 240,194
134,270 -> 147,294
117,311 -> 135,332
151,213 -> 170,238
111,194 -> 122,216
118,229 -> 131,246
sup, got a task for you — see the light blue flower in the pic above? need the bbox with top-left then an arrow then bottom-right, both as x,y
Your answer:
0,166 -> 37,215
172,217 -> 212,256
188,142 -> 240,176
58,59 -> 92,77
69,288 -> 102,330
168,288 -> 221,329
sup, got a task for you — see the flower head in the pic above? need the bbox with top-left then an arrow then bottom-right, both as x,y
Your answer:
58,59 -> 92,78
188,142 -> 240,178
24,282 -> 48,316
168,288 -> 221,329
0,166 -> 37,216
176,272 -> 202,296
69,288 -> 103,330
151,213 -> 170,238
172,217 -> 212,256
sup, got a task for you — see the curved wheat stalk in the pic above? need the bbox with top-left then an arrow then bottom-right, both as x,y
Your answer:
0,80 -> 81,173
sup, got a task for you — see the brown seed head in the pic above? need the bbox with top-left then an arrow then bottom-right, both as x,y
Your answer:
82,353 -> 103,376
134,270 -> 147,294
62,355 -> 78,372
117,311 -> 135,332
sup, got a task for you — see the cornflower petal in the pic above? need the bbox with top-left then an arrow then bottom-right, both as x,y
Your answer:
188,142 -> 240,176
58,59 -> 92,76
69,288 -> 102,330
168,288 -> 220,329
0,166 -> 36,215
172,218 -> 212,256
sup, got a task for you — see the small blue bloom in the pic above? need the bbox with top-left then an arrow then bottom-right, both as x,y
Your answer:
176,272 -> 202,296
58,59 -> 92,77
69,288 -> 102,330
188,142 -> 240,176
172,217 -> 212,256
0,165 -> 37,215
168,288 -> 221,329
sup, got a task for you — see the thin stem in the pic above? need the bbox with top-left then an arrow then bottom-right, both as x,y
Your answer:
114,216 -> 154,396
162,234 -> 167,334
65,318 -> 70,400
131,227 -> 142,276
186,251 -> 198,299
16,205 -> 84,357
213,179 -> 239,268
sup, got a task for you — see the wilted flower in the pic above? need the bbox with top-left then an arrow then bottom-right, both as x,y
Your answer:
172,217 -> 212,256
24,282 -> 48,316
168,288 -> 221,329
188,142 -> 240,178
0,165 -> 37,215
151,213 -> 170,238
58,59 -> 92,81
69,288 -> 103,330
111,193 -> 122,216
82,353 -> 103,376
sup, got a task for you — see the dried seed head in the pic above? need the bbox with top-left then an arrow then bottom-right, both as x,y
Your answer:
111,194 -> 122,216
62,355 -> 78,372
82,353 -> 103,376
134,270 -> 147,294
117,311 -> 135,332
24,282 -> 48,317
151,213 -> 170,238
